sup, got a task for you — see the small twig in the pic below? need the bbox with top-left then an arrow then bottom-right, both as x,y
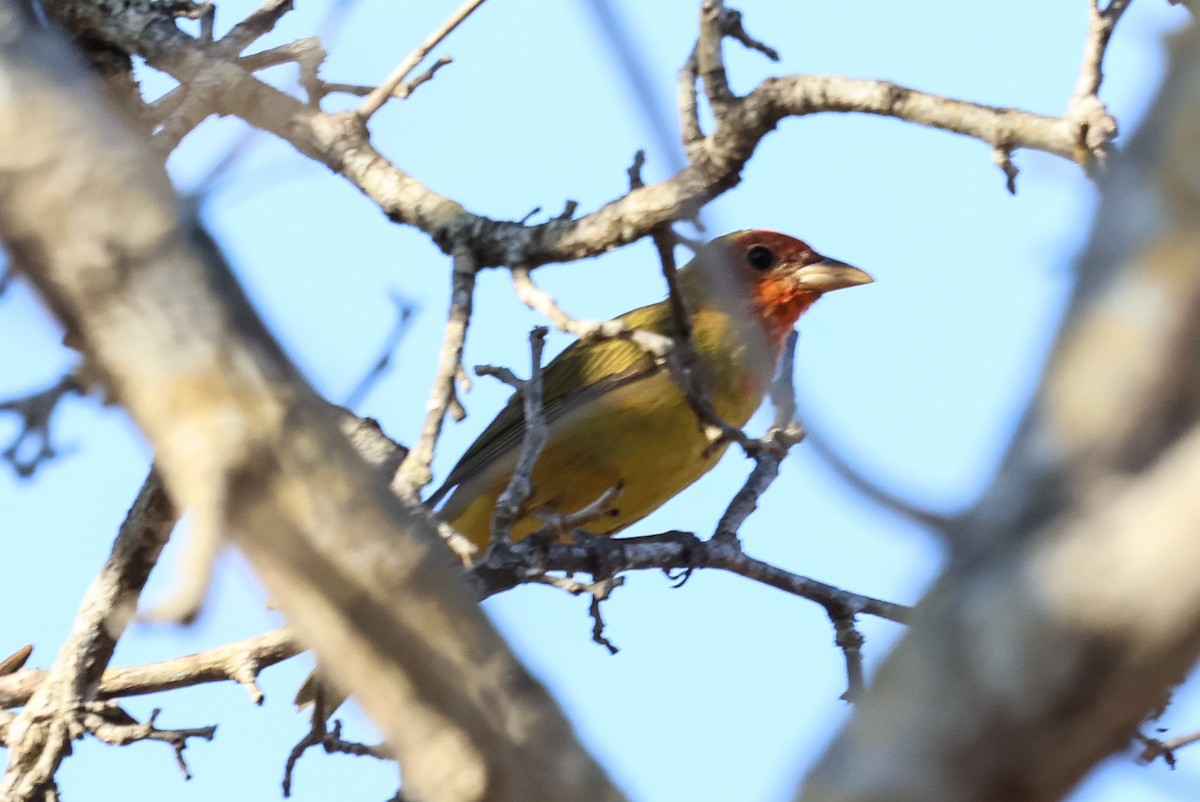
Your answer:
532,575 -> 624,654
80,704 -> 215,780
284,716 -> 389,796
344,294 -> 415,409
692,2 -> 777,121
695,0 -> 737,116
529,482 -> 625,540
319,56 -> 452,102
478,327 -> 550,548
219,0 -> 295,56
0,628 -> 301,709
714,333 -> 804,538
993,145 -> 1019,195
358,0 -> 487,120
1063,0 -> 1131,173
588,583 -> 621,655
1138,728 -> 1200,768
800,422 -> 956,532
0,374 -> 81,477
582,0 -> 686,174
509,265 -> 673,355
827,607 -> 866,702
1073,0 -> 1132,102
650,228 -> 753,455
395,249 -> 476,493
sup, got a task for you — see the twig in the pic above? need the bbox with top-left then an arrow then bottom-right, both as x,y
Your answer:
344,294 -> 415,409
0,472 -> 176,800
468,529 -> 910,624
509,265 -> 672,355
0,374 -> 81,477
357,0 -> 488,120
219,0 -> 295,56
828,608 -> 866,703
695,0 -> 737,116
283,717 -> 390,797
1073,0 -> 1133,102
1138,728 -> 1200,767
319,56 -> 452,102
800,422 -> 957,532
79,704 -> 215,780
528,483 -> 625,540
0,628 -> 301,709
477,327 -> 550,548
649,228 -> 755,455
394,249 -> 476,492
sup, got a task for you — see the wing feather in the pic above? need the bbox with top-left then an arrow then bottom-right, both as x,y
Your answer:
428,299 -> 674,504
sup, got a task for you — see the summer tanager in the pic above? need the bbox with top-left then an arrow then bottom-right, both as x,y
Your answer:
296,230 -> 870,712
429,230 -> 872,549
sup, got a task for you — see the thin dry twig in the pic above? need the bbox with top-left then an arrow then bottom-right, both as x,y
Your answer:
394,249 -> 476,492
283,716 -> 389,797
0,628 -> 301,710
344,294 -> 415,409
801,424 -> 957,532
509,265 -> 672,355
79,703 -> 216,780
357,0 -> 487,119
827,607 -> 867,703
477,327 -> 549,549
0,374 -> 81,477
320,55 -> 452,103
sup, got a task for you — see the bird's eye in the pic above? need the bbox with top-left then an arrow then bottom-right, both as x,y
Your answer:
746,245 -> 776,271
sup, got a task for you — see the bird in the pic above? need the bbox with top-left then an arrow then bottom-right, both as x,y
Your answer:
296,230 -> 870,713
429,230 -> 872,549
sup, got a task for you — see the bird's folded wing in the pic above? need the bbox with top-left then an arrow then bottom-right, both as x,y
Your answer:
428,329 -> 669,505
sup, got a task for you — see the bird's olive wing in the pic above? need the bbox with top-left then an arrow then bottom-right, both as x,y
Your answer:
429,301 -> 675,503
429,336 -> 664,502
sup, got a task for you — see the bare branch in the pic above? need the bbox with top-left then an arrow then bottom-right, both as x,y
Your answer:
50,3 -> 1121,272
394,250 -> 476,492
469,530 -> 910,624
0,628 -> 300,709
357,0 -> 486,120
0,472 -> 175,800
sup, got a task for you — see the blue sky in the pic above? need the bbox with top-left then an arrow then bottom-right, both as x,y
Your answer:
2,2 -> 1196,801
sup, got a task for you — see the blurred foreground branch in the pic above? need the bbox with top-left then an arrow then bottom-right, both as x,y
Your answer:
0,7 -> 623,802
799,18 -> 1200,802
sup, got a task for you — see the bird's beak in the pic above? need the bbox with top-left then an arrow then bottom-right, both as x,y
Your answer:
794,257 -> 873,293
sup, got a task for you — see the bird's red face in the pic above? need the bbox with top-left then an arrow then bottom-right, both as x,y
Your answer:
707,230 -> 873,344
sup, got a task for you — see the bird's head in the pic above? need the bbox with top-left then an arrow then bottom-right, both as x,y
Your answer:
684,230 -> 873,345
